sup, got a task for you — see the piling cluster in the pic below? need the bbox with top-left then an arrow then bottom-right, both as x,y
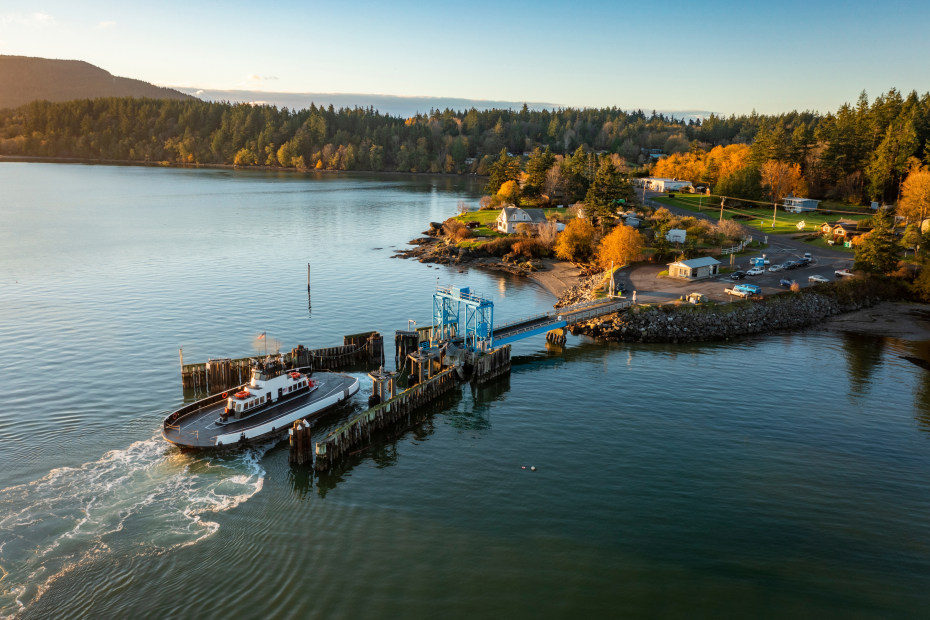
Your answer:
181,333 -> 384,392
313,344 -> 513,471
289,419 -> 313,466
314,367 -> 459,472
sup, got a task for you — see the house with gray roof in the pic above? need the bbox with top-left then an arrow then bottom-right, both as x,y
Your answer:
667,256 -> 720,279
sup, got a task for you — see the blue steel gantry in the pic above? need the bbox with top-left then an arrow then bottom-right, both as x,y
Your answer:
432,284 -> 631,352
433,286 -> 495,352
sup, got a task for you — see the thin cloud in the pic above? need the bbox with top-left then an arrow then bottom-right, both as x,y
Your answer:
0,12 -> 55,27
246,75 -> 279,82
95,20 -> 116,29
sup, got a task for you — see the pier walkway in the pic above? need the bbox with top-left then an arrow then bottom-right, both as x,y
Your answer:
490,297 -> 631,346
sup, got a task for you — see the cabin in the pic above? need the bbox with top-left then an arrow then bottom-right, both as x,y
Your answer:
667,256 -> 720,280
496,206 -> 547,234
666,228 -> 687,244
782,197 -> 820,213
821,220 -> 872,244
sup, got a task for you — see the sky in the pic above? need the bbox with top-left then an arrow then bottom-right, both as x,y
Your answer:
2,0 -> 929,116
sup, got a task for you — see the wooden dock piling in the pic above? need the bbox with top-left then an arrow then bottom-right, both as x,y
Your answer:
180,332 -> 384,393
473,345 -> 511,385
289,419 -> 313,466
394,330 -> 419,367
314,367 -> 458,472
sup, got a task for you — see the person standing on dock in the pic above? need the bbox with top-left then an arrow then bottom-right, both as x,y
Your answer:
632,290 -> 637,304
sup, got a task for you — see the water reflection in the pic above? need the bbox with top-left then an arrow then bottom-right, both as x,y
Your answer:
308,390 -> 463,495
841,332 -> 886,395
904,340 -> 930,430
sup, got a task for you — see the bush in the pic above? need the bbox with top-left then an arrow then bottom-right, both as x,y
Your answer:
443,218 -> 472,242
480,236 -> 519,257
512,238 -> 549,258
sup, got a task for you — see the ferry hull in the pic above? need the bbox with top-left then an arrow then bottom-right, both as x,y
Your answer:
162,371 -> 359,450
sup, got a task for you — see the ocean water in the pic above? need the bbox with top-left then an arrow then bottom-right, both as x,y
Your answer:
1,163 -> 929,618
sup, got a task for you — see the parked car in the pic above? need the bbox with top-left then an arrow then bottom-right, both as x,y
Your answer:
729,271 -> 746,280
835,268 -> 854,278
780,278 -> 796,287
803,252 -> 813,260
746,267 -> 765,276
767,264 -> 784,272
782,260 -> 798,270
797,257 -> 812,266
739,283 -> 762,295
808,275 -> 829,283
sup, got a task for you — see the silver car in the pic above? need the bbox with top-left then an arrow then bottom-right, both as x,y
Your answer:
767,264 -> 783,272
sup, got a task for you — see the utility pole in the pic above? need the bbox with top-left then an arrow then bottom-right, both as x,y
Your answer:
772,199 -> 778,229
719,197 -> 726,222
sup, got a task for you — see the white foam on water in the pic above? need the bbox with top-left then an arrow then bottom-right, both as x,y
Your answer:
0,434 -> 266,618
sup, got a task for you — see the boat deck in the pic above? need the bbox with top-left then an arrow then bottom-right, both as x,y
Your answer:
163,371 -> 357,449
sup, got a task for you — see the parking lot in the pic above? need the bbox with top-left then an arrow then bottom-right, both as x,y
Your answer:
621,251 -> 855,306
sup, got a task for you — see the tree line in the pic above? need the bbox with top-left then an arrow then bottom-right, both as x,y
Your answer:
0,89 -> 928,204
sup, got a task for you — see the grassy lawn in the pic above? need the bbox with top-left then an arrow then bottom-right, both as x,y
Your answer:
454,206 -> 572,236
454,209 -> 503,237
653,194 -> 871,235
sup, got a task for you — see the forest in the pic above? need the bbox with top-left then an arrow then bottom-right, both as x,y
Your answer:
1,88 -> 928,205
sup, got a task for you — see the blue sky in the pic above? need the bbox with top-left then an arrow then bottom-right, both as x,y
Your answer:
2,0 -> 928,115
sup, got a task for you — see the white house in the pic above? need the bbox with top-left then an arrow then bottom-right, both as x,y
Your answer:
782,197 -> 820,213
633,177 -> 693,193
496,207 -> 547,234
667,257 -> 720,280
666,228 -> 687,243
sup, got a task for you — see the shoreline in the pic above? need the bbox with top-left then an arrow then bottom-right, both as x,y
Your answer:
526,259 -> 585,298
0,155 -> 489,180
818,301 -> 930,341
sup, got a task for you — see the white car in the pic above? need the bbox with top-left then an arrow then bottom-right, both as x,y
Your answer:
746,267 -> 765,276
835,269 -> 854,278
767,264 -> 783,272
808,274 -> 829,284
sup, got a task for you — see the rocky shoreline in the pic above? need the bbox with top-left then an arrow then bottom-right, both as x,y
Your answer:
570,282 -> 908,344
392,228 -> 546,277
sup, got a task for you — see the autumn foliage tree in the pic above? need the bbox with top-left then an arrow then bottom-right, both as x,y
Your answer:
497,179 -> 521,205
760,160 -> 805,204
554,217 -> 596,262
596,224 -> 644,269
898,167 -> 930,224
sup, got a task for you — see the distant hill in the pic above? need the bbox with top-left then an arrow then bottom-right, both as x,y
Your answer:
0,55 -> 194,109
177,88 -> 562,118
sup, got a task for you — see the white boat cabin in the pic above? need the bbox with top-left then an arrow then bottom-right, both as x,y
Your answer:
222,356 -> 312,421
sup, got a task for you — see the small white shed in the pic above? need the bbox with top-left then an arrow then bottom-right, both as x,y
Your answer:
666,228 -> 687,243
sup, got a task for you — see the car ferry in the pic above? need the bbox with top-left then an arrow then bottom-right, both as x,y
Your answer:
162,354 -> 359,449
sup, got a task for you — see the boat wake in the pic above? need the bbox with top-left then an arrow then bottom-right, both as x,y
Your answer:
0,435 -> 266,618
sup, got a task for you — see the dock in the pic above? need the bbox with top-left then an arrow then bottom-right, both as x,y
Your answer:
180,284 -> 630,472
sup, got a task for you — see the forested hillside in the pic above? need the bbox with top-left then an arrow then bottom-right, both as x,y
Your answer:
1,89 -> 928,204
0,56 -> 193,109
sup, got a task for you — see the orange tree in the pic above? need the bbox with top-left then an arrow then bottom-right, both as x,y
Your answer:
596,224 -> 644,269
554,217 -> 596,262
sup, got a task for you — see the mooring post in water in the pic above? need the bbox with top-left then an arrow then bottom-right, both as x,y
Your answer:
289,419 -> 313,466
307,262 -> 312,314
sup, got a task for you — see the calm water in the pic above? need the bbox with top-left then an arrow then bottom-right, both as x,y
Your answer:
2,163 -> 930,618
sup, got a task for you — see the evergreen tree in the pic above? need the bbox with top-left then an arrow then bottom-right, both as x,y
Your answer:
584,156 -> 631,221
854,208 -> 899,273
485,148 -> 521,194
523,146 -> 555,197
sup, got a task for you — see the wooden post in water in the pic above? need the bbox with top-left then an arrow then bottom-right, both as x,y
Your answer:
307,263 -> 312,314
289,419 -> 313,466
